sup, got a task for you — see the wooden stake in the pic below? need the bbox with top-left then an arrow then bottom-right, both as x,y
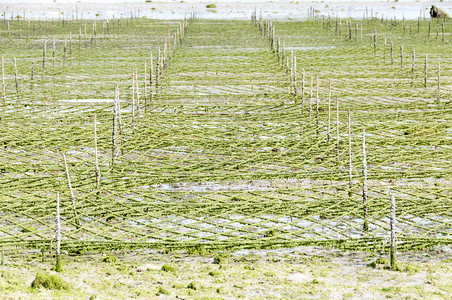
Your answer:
437,63 -> 440,102
309,76 -> 313,120
316,76 -> 319,129
156,48 -> 160,92
132,68 -> 135,127
411,48 -> 415,75
400,45 -> 403,69
116,84 -> 123,156
390,193 -> 398,271
94,115 -> 100,190
293,56 -> 297,98
149,52 -> 153,99
301,69 -> 305,106
144,59 -> 147,113
63,40 -> 67,65
52,39 -> 56,68
42,40 -> 46,77
424,54 -> 428,88
348,109 -> 352,196
1,56 -> 5,102
362,128 -> 368,231
136,68 -> 140,118
13,57 -> 18,93
315,72 -> 319,100
55,192 -> 62,272
112,85 -> 119,166
390,41 -> 393,67
327,81 -> 331,144
336,96 -> 339,157
289,51 -> 293,85
62,153 -> 80,227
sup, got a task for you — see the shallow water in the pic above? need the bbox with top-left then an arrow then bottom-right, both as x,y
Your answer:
4,1 -> 451,21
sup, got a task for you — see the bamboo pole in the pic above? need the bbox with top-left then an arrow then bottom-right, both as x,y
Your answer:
63,40 -> 67,65
111,85 -> 119,166
1,56 -> 5,102
348,109 -> 352,197
52,39 -> 56,68
362,128 -> 368,231
301,69 -> 305,106
390,41 -> 393,67
327,81 -> 331,144
62,153 -> 80,227
116,84 -> 123,156
424,54 -> 428,88
390,193 -> 398,271
149,52 -> 153,100
316,80 -> 319,130
437,63 -> 440,102
136,67 -> 140,118
293,56 -> 297,98
144,59 -> 147,113
156,48 -> 160,92
336,96 -> 339,157
131,67 -> 135,127
94,115 -> 100,190
400,45 -> 403,69
309,76 -> 313,120
31,60 -> 34,81
55,192 -> 62,272
13,57 -> 18,93
42,40 -> 46,76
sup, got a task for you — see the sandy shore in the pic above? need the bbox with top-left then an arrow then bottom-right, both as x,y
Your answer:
0,1 -> 450,20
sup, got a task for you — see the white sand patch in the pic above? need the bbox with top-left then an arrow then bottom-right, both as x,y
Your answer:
286,272 -> 313,283
57,98 -> 114,103
136,263 -> 161,272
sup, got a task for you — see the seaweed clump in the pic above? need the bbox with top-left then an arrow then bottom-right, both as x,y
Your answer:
30,273 -> 69,290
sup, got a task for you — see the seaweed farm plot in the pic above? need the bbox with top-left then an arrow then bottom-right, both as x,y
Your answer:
0,16 -> 450,254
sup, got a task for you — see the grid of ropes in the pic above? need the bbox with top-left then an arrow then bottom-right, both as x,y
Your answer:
0,18 -> 450,252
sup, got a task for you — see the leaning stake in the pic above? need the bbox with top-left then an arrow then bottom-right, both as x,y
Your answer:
62,153 -> 80,227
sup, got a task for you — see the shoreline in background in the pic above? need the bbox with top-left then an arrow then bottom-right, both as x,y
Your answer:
0,1 -> 450,20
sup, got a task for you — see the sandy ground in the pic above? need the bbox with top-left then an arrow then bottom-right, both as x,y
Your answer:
1,1 -> 451,21
0,246 -> 450,299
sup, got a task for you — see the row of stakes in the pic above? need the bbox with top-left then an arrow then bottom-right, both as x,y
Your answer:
248,11 -> 414,270
0,9 -> 160,41
0,15 -> 194,102
251,13 -> 444,103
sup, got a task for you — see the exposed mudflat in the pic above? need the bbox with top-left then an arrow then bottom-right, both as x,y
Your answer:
0,246 -> 450,299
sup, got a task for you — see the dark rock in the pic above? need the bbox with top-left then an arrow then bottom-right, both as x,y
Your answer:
430,5 -> 450,19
